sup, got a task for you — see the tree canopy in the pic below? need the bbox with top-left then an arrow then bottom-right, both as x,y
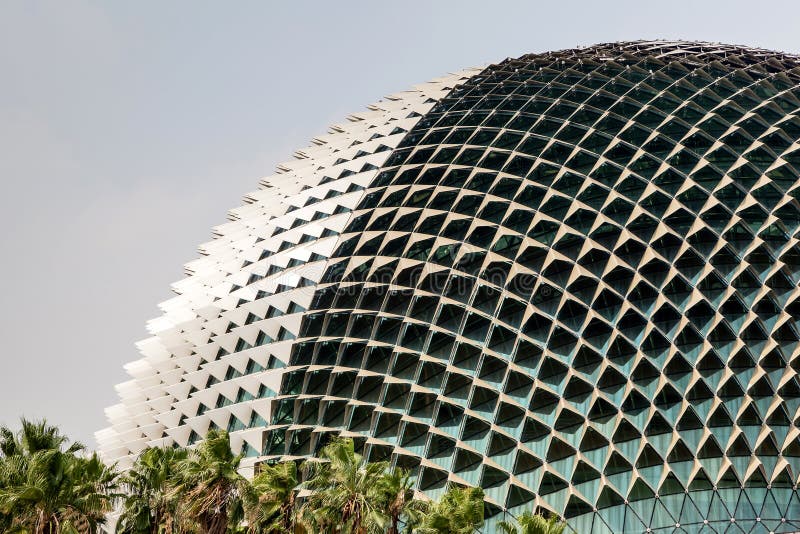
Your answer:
0,418 -> 566,534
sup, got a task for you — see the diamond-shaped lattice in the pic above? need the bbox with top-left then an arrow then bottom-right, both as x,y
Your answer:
103,41 -> 800,533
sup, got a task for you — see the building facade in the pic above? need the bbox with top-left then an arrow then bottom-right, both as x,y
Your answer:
99,41 -> 800,533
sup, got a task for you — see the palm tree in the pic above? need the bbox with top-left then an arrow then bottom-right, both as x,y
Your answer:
116,446 -> 187,534
498,511 -> 566,534
244,461 -> 302,533
377,468 -> 427,534
417,484 -> 484,534
302,437 -> 388,534
62,453 -> 120,531
0,418 -> 84,457
169,429 -> 249,534
0,418 -> 118,534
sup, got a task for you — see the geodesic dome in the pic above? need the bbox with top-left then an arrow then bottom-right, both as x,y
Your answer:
101,41 -> 800,533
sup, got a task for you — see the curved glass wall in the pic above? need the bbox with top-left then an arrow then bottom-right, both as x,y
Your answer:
102,42 -> 800,533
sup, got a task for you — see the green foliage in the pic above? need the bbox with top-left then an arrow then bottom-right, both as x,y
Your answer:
376,468 -> 427,534
116,445 -> 187,534
245,461 -> 301,533
417,484 -> 485,534
301,437 -> 388,533
498,511 -> 566,534
1,420 -> 515,534
169,430 -> 248,534
0,418 -> 119,534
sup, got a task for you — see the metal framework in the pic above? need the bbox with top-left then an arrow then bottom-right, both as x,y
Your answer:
100,41 -> 800,532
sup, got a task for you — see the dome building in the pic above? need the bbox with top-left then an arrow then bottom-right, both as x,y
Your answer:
99,41 -> 800,533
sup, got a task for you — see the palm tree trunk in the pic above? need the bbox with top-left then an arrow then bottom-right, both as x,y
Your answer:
37,511 -> 57,534
207,508 -> 228,534
282,499 -> 291,531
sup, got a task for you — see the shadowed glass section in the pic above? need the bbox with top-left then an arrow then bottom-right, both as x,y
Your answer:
264,41 -> 800,533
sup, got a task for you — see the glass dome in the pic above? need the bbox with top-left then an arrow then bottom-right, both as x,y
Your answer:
101,41 -> 800,533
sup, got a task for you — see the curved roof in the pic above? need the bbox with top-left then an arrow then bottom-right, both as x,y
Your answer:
101,41 -> 800,532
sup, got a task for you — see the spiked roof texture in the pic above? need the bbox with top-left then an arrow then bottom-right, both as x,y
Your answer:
102,41 -> 800,532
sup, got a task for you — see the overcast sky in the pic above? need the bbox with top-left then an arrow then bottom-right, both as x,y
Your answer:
1,0 -> 799,448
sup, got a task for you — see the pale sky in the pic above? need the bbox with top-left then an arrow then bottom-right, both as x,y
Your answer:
1,0 -> 798,448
